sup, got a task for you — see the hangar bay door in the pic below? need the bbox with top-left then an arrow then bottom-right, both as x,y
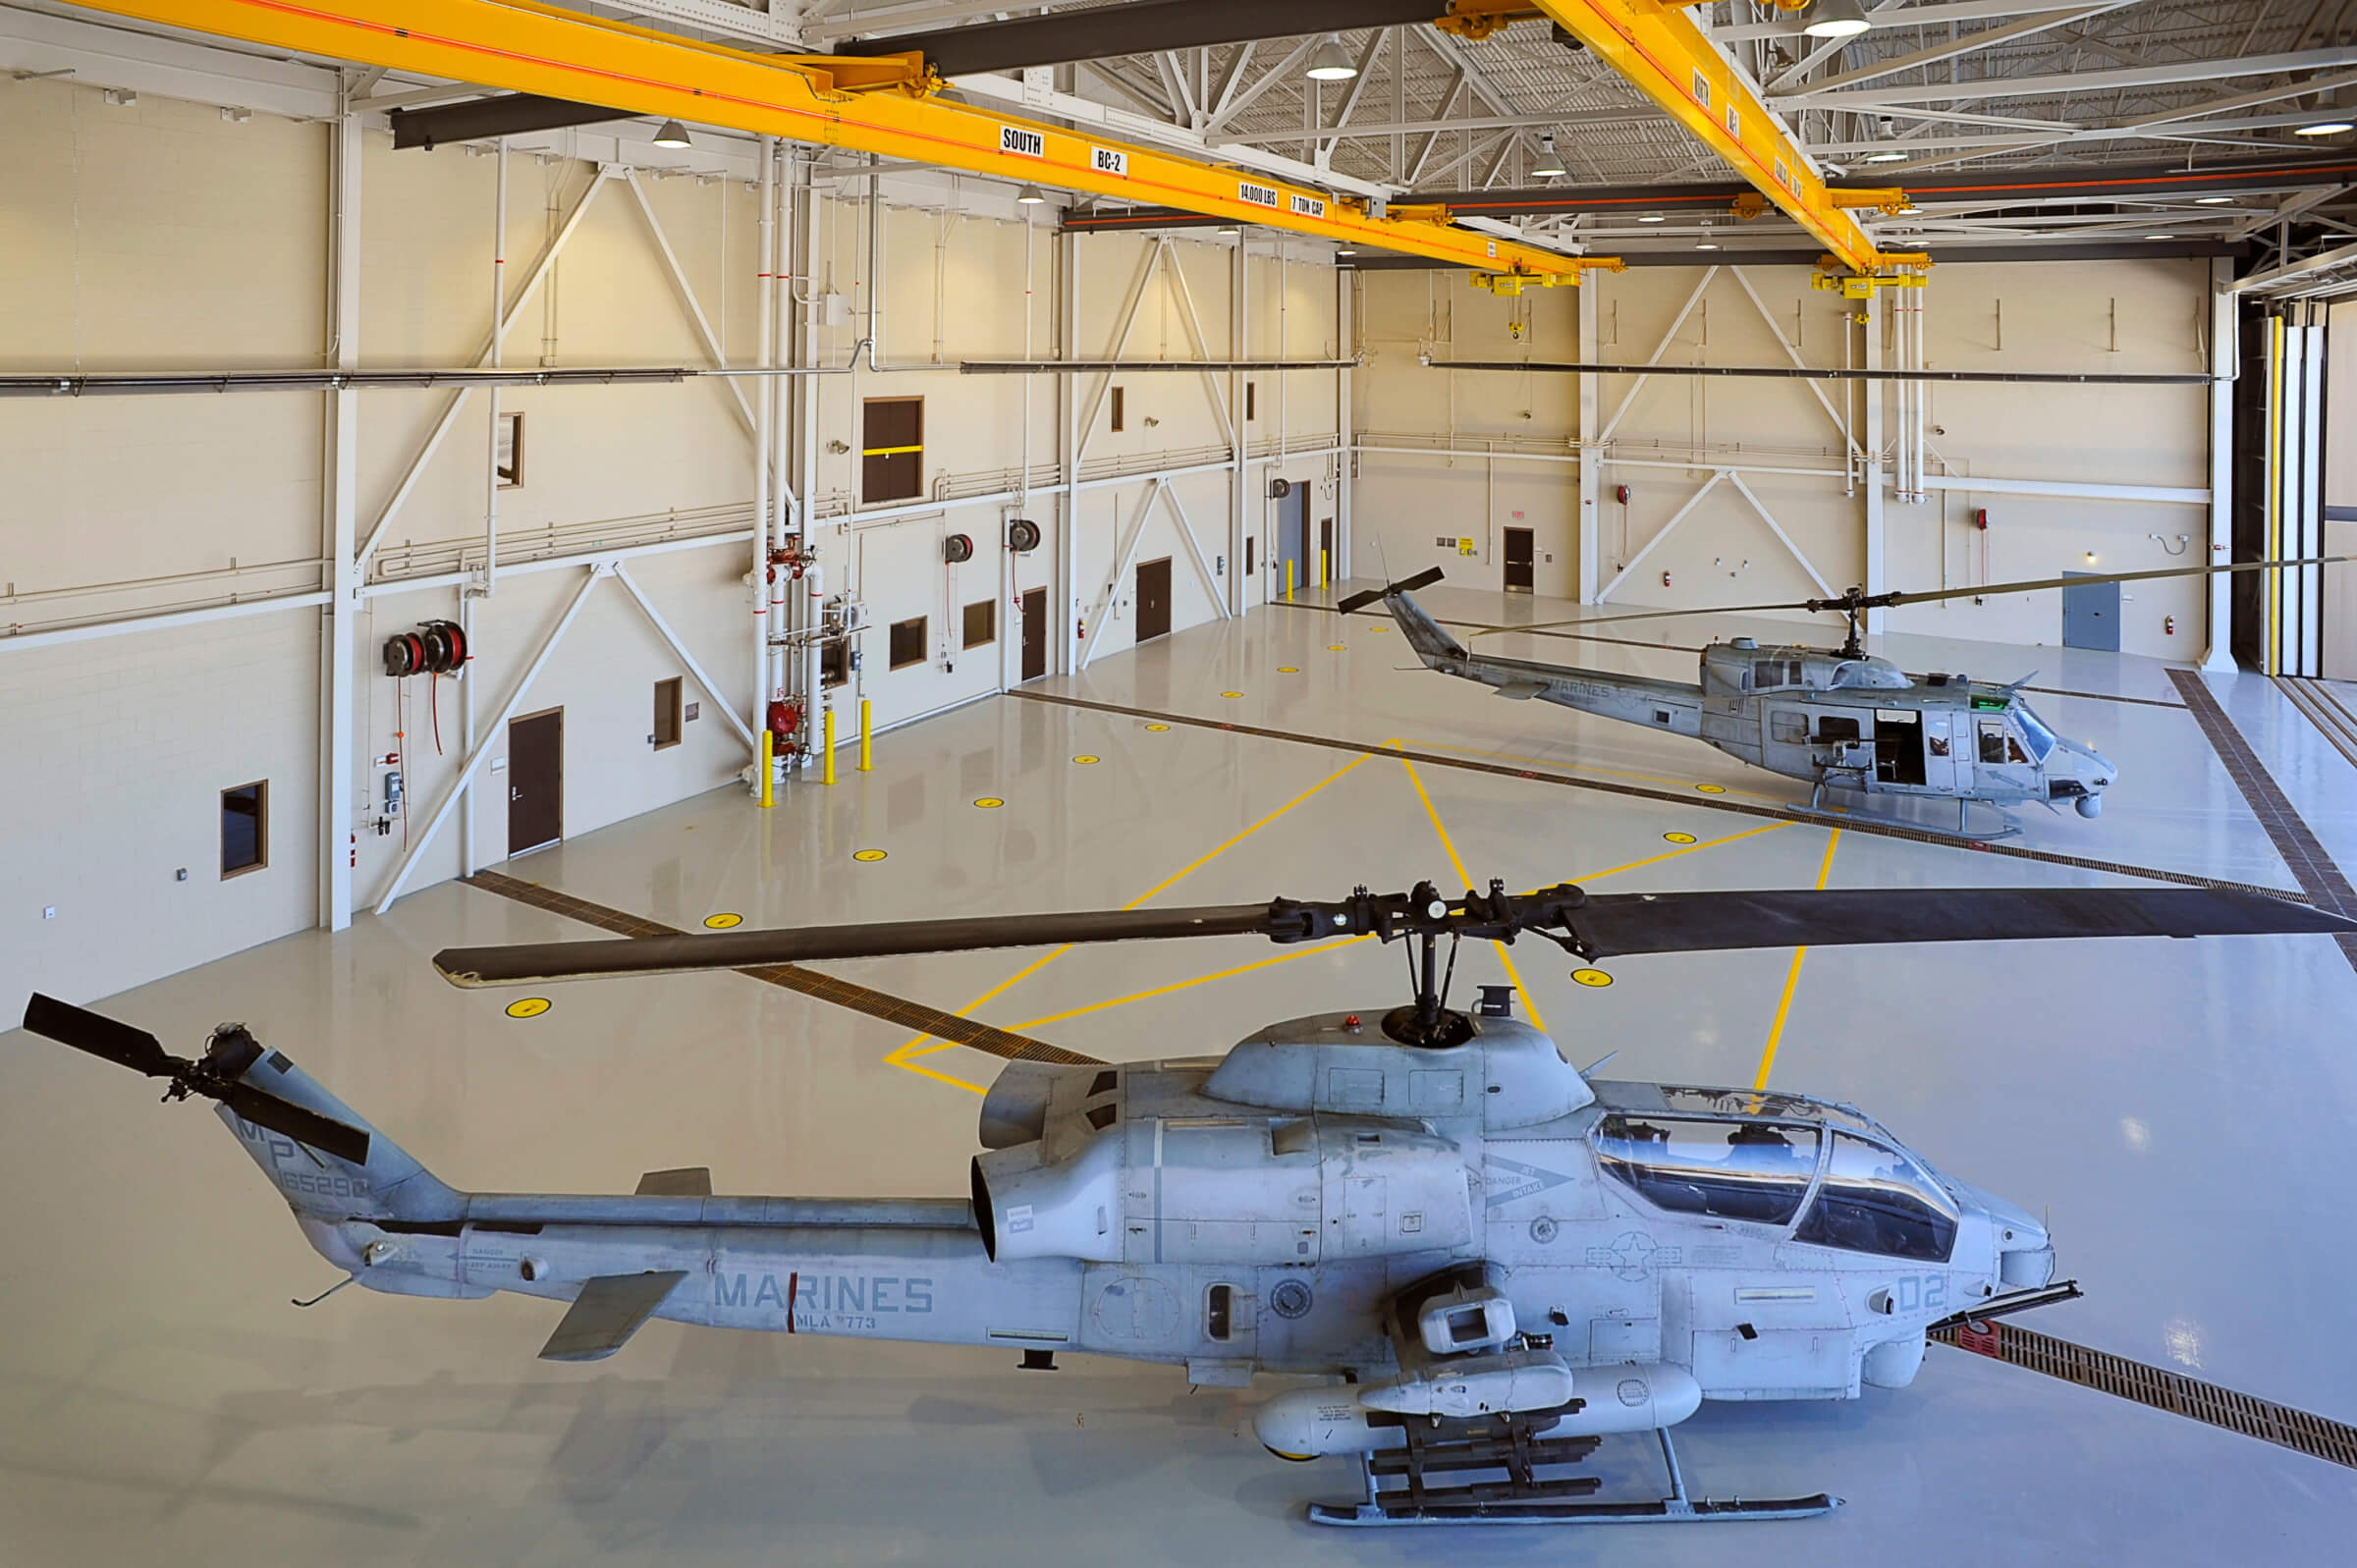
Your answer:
1276,486 -> 1308,598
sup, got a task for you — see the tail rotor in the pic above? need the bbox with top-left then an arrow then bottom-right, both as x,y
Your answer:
22,994 -> 370,1163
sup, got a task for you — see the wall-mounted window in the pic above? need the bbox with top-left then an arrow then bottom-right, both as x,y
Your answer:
862,397 -> 924,504
963,599 -> 996,649
495,411 -> 524,488
220,781 -> 268,879
890,616 -> 927,670
1110,386 -> 1125,433
1244,536 -> 1255,575
652,676 -> 684,750
1245,381 -> 1257,421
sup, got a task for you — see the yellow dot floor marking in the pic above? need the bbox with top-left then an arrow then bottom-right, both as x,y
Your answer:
703,913 -> 743,929
1221,691 -> 1244,698
1753,828 -> 1841,1091
1571,969 -> 1614,988
1144,724 -> 1170,731
1278,666 -> 1300,674
1663,832 -> 1697,845
853,848 -> 888,862
973,796 -> 1004,809
1072,754 -> 1100,765
888,748 -> 1379,1078
505,998 -> 551,1019
1328,643 -> 1347,651
1696,783 -> 1727,794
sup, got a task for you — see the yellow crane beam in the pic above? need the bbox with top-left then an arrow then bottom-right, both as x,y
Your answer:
1530,0 -> 1897,275
62,0 -> 1615,280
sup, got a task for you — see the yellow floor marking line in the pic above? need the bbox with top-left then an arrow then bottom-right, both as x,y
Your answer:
1400,735 -> 1786,802
1752,828 -> 1842,1091
886,748 -> 1377,1074
1396,744 -> 1547,1032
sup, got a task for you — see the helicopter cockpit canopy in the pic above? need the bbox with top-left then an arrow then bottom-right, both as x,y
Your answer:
2012,702 -> 2059,761
1588,1088 -> 1960,1264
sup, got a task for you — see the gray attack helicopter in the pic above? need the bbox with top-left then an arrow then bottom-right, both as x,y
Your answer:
25,877 -> 2355,1527
1341,556 -> 2346,836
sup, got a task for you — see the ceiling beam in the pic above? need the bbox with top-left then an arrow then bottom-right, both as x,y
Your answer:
1778,45 -> 2357,109
389,91 -> 630,149
850,0 -> 1447,81
68,0 -> 1586,277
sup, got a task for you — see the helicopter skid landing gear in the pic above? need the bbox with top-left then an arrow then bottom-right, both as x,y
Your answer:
1306,1422 -> 1839,1528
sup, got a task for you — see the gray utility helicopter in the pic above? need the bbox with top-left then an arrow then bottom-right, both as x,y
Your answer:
1340,556 -> 2347,835
26,877 -> 2354,1527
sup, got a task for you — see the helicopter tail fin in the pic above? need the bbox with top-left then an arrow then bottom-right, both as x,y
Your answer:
1337,568 -> 1465,667
215,1049 -> 463,1226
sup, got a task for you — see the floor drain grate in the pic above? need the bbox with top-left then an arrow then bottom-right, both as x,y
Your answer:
462,871 -> 1101,1067
1933,1319 -> 2357,1471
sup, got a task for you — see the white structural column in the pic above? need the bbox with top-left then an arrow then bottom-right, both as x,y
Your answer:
1576,278 -> 1600,603
1863,291 -> 1888,637
1231,236 -> 1248,612
318,90 -> 362,932
1058,229 -> 1081,671
1335,266 -> 1352,584
2205,255 -> 2237,672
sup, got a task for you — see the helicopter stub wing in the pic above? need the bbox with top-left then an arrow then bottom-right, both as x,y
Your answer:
1564,886 -> 2354,959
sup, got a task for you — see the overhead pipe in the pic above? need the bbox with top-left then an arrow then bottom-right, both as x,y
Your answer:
1419,358 -> 2212,385
753,133 -> 776,786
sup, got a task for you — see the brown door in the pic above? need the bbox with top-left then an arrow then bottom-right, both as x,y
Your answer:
1136,557 -> 1173,642
1020,586 -> 1048,681
507,708 -> 563,855
1504,526 -> 1535,593
1319,517 -> 1335,588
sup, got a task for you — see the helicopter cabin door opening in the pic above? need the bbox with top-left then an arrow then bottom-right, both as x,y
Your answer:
1019,587 -> 1048,681
1504,527 -> 1535,593
1873,709 -> 1927,787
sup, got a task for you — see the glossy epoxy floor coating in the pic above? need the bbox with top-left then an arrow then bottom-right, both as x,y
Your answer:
4,586 -> 2356,1567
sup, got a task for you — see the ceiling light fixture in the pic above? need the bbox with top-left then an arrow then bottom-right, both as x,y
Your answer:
1637,213 -> 1667,223
651,119 -> 691,147
1532,133 -> 1566,179
1014,184 -> 1047,204
1695,241 -> 1722,250
1802,0 -> 1872,40
1335,246 -> 1356,256
1864,150 -> 1907,163
2195,194 -> 2232,204
2145,233 -> 2174,240
2295,119 -> 2355,135
1216,223 -> 1241,236
1306,34 -> 1358,81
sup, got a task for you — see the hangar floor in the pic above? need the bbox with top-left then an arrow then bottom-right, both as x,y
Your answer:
5,584 -> 2355,1566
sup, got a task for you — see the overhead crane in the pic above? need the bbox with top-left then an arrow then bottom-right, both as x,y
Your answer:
54,0 -> 1613,282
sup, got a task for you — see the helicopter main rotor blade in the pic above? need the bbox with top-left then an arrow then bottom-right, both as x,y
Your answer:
22,994 -> 178,1076
1337,567 -> 1445,616
1566,886 -> 2353,959
215,1081 -> 372,1163
1475,556 -> 2356,641
435,903 -> 1284,987
1879,553 -> 2355,612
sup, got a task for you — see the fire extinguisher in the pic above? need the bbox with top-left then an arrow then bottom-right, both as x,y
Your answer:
1661,570 -> 1673,589
2165,616 -> 2176,636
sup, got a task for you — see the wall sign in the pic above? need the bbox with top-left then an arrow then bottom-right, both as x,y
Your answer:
999,125 -> 1045,159
1238,181 -> 1281,208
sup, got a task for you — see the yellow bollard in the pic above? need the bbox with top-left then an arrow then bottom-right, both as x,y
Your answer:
1287,558 -> 1295,602
759,727 -> 774,808
823,707 -> 837,785
1321,548 -> 1330,590
858,698 -> 873,772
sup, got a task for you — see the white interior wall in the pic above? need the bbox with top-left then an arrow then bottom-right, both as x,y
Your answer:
0,79 -> 1344,1007
1353,258 -> 2215,658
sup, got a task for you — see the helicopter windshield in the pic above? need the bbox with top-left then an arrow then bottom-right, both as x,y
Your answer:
2013,703 -> 2058,761
1791,1132 -> 1958,1263
1593,1115 -> 1823,1226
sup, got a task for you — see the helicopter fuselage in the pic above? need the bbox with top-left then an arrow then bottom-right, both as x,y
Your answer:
246,1010 -> 2054,1459
1377,592 -> 2115,817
